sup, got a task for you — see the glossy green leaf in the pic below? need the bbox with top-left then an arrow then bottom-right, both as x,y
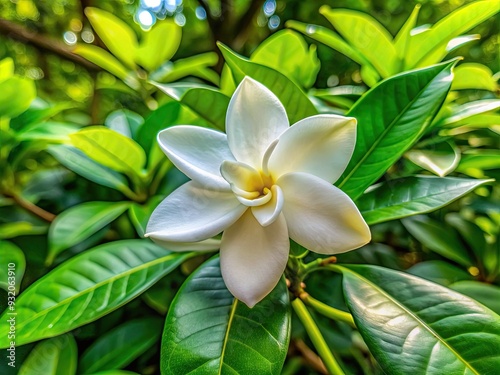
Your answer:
16,122 -> 79,142
450,281 -> 500,315
87,372 -> 139,375
394,5 -> 420,64
320,6 -> 398,77
337,60 -> 456,200
409,0 -> 500,68
446,214 -> 487,264
11,102 -> 72,130
79,317 -> 163,373
405,142 -> 461,177
137,20 -> 181,71
19,334 -> 77,375
154,83 -> 228,131
70,126 -> 146,176
0,76 -> 36,118
219,43 -> 317,125
457,150 -> 500,174
48,145 -> 130,192
128,197 -> 162,237
402,215 -> 473,267
151,52 -> 219,85
334,264 -> 500,375
161,256 -> 291,374
47,201 -> 130,264
418,34 -> 480,69
251,30 -> 320,88
0,240 -> 192,348
357,176 -> 491,225
73,44 -> 131,82
407,260 -> 473,287
285,20 -> 381,86
105,109 -> 144,139
0,241 -> 25,293
85,7 -> 138,68
444,100 -> 500,126
452,63 -> 498,92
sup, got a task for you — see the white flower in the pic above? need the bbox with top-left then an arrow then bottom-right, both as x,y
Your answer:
146,77 -> 371,307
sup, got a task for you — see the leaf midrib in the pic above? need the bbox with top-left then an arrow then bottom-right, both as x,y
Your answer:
338,266 -> 480,375
13,251 -> 190,336
218,298 -> 238,374
338,64 -> 449,197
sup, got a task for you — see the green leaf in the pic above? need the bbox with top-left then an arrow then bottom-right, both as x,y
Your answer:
417,34 -> 480,69
408,0 -> 500,68
334,264 -> 500,375
218,43 -> 317,125
16,121 -> 79,142
19,334 -> 77,375
0,221 -> 47,239
0,241 -> 25,293
48,145 -> 130,192
105,109 -> 144,139
85,7 -> 138,69
337,60 -> 457,200
136,20 -> 181,71
407,260 -> 473,286
457,150 -> 500,174
446,214 -> 487,264
285,20 -> 381,86
405,142 -> 461,177
161,256 -> 291,374
47,201 -> 131,265
86,372 -> 139,375
151,52 -> 219,85
450,281 -> 500,315
73,44 -> 133,84
0,76 -> 36,118
0,239 -> 192,348
357,176 -> 491,225
402,215 -> 473,267
444,100 -> 500,126
452,63 -> 498,92
320,6 -> 398,77
251,30 -> 320,88
11,102 -> 73,130
128,197 -> 162,237
70,126 -> 146,176
394,5 -> 420,65
0,57 -> 14,82
79,318 -> 163,373
154,83 -> 229,131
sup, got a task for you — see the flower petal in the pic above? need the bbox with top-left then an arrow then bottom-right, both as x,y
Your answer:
251,185 -> 284,226
220,160 -> 263,194
226,77 -> 289,169
269,115 -> 356,183
158,125 -> 234,190
220,210 -> 289,307
145,181 -> 246,242
278,172 -> 371,254
150,238 -> 221,252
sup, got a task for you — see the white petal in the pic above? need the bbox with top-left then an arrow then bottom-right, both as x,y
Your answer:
220,160 -> 263,194
235,189 -> 272,207
278,172 -> 371,254
226,77 -> 289,169
269,115 -> 356,183
252,185 -> 284,226
150,238 -> 220,252
220,210 -> 289,307
145,181 -> 246,242
158,125 -> 234,190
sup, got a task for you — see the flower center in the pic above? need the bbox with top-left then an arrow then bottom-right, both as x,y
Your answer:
220,160 -> 275,207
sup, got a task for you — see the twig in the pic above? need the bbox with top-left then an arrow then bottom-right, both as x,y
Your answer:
8,193 -> 56,222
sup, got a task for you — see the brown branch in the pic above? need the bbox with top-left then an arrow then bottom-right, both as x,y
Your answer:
0,18 -> 100,71
8,193 -> 56,222
294,339 -> 328,374
232,0 -> 265,49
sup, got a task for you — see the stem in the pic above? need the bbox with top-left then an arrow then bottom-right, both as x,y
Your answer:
301,293 -> 356,328
8,193 -> 56,222
292,299 -> 346,375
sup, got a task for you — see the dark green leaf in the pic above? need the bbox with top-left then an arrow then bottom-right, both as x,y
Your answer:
334,264 -> 500,375
161,256 -> 291,375
79,318 -> 163,373
357,176 -> 490,225
407,260 -> 473,286
218,43 -> 317,125
337,60 -> 457,199
0,240 -> 192,348
450,281 -> 500,315
402,215 -> 473,267
0,241 -> 25,293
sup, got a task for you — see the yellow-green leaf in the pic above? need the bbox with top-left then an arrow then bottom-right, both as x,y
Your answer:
70,126 -> 146,175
